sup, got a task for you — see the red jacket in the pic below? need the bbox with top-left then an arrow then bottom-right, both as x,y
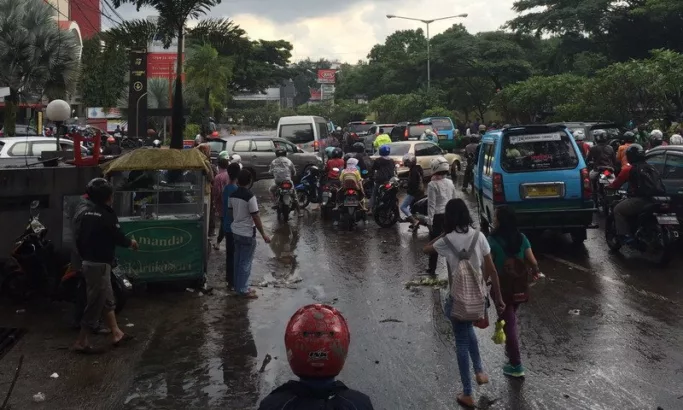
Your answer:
325,159 -> 345,179
609,164 -> 631,191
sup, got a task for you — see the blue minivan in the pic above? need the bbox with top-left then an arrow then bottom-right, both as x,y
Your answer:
420,117 -> 458,151
473,125 -> 596,244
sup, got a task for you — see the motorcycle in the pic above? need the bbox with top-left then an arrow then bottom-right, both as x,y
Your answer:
595,167 -> 616,216
0,201 -> 132,312
276,180 -> 296,222
320,168 -> 342,220
338,187 -> 366,231
605,191 -> 679,266
374,177 -> 400,228
295,166 -> 321,209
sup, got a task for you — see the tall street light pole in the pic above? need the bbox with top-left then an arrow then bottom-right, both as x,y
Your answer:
386,13 -> 468,90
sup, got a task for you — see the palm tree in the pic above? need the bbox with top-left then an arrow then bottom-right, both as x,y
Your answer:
112,0 -> 233,148
185,44 -> 232,118
0,0 -> 80,136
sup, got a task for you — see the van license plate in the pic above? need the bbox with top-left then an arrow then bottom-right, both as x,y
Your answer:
526,185 -> 560,198
438,134 -> 447,140
656,214 -> 679,225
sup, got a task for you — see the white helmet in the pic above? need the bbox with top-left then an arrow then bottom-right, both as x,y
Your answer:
430,156 -> 450,174
425,128 -> 434,135
573,130 -> 585,141
650,129 -> 663,139
670,134 -> 683,145
230,154 -> 242,163
336,126 -> 342,131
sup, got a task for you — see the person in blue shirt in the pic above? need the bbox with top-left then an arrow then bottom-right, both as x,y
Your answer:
222,162 -> 242,289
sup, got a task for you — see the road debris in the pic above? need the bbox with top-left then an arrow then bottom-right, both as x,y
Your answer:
379,318 -> 403,323
49,373 -> 59,379
32,392 -> 46,402
404,278 -> 448,289
15,309 -> 25,314
568,309 -> 581,315
259,354 -> 272,373
125,323 -> 135,328
185,288 -> 195,293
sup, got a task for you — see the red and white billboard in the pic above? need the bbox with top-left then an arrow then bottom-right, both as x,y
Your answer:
317,69 -> 336,84
309,87 -> 322,101
147,53 -> 185,81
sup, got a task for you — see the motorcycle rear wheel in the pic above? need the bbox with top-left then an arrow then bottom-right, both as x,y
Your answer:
297,191 -> 310,209
279,204 -> 290,222
375,206 -> 399,228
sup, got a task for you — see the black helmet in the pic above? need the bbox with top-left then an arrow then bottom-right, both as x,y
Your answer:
353,142 -> 365,154
275,148 -> 287,157
308,165 -> 320,174
86,178 -> 113,204
650,134 -> 664,148
332,147 -> 343,159
625,143 -> 645,165
469,134 -> 481,143
622,131 -> 636,143
343,153 -> 354,164
593,129 -> 607,143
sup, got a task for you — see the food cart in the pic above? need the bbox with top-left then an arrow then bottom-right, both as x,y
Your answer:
101,148 -> 213,286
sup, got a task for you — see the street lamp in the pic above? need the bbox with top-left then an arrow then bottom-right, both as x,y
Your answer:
386,13 -> 468,90
45,99 -> 71,151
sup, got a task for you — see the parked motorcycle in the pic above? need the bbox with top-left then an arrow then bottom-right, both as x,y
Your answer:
0,201 -> 132,312
605,191 -> 679,266
276,180 -> 296,222
595,167 -> 616,216
374,177 -> 400,228
295,166 -> 322,209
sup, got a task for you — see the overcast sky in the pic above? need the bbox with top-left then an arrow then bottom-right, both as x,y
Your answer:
106,0 -> 517,62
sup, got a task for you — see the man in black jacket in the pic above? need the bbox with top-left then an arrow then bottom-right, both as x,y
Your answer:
72,178 -> 138,354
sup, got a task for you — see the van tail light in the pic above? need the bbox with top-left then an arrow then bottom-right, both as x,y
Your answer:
313,140 -> 319,150
384,183 -> 392,190
404,129 -> 409,139
581,168 -> 591,199
492,173 -> 505,203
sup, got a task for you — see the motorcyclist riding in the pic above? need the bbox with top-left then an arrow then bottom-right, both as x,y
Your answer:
339,157 -> 367,210
102,136 -> 122,155
325,147 -> 345,181
420,128 -> 439,144
258,304 -> 374,409
349,142 -> 369,174
370,145 -> 396,210
573,130 -> 589,158
586,130 -> 616,187
608,144 -> 666,244
462,134 -> 480,191
373,129 -> 392,151
151,139 -> 162,148
269,149 -> 298,209
617,131 -> 636,168
648,129 -> 665,149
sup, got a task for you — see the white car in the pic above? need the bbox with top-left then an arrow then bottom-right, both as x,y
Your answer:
0,136 -> 84,159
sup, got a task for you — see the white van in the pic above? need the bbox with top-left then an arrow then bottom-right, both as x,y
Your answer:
276,116 -> 329,153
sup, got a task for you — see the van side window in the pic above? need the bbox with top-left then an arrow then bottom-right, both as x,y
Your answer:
318,122 -> 328,139
483,143 -> 495,176
232,140 -> 251,152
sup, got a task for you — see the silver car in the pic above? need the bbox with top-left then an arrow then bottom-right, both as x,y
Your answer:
221,136 -> 323,186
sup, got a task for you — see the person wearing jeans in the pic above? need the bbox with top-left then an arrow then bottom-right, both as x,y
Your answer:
228,169 -> 271,298
400,153 -> 423,231
222,163 -> 241,289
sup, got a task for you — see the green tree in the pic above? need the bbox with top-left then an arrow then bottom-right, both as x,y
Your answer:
112,0 -> 223,148
0,0 -> 80,136
80,36 -> 128,108
185,44 -> 232,117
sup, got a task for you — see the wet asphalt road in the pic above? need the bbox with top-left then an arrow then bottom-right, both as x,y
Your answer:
115,180 -> 683,410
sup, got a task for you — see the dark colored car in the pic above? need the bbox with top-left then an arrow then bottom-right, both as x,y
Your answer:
390,122 -> 433,141
548,121 -> 621,145
646,145 -> 683,195
219,135 -> 323,187
347,121 -> 376,138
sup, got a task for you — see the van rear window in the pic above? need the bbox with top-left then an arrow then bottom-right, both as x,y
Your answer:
501,132 -> 579,172
280,124 -> 314,144
430,118 -> 453,131
409,125 -> 431,138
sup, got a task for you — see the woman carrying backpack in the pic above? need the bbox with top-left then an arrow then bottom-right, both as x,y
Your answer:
423,199 -> 505,408
488,206 -> 541,379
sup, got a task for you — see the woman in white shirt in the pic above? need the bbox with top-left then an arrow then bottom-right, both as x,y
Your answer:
423,198 -> 505,408
426,157 -> 458,274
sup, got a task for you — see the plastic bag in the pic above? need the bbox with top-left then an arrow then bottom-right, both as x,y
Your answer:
492,319 -> 506,345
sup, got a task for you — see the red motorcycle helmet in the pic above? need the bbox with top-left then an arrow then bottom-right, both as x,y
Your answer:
284,304 -> 350,378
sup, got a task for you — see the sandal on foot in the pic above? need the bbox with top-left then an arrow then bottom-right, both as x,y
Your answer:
475,372 -> 489,385
72,345 -> 105,355
456,393 -> 475,408
113,333 -> 136,347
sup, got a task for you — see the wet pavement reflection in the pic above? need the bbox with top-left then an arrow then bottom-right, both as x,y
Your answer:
121,181 -> 683,409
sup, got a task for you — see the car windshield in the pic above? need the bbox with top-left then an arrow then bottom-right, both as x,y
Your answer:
348,123 -> 374,133
383,143 -> 411,156
429,118 -> 453,131
501,131 -> 579,172
409,125 -> 431,138
280,124 -> 314,144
